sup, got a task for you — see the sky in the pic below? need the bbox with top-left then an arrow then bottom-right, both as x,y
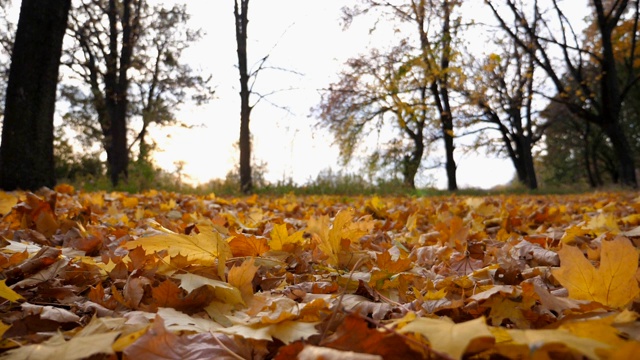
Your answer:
149,0 -> 516,189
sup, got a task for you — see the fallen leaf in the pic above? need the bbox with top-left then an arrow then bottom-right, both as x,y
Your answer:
227,257 -> 259,304
323,314 -> 424,360
297,345 -> 383,360
0,279 -> 23,302
552,237 -> 640,308
173,273 -> 244,305
308,209 -> 374,266
123,315 -> 254,360
218,320 -> 319,344
503,328 -> 611,359
0,191 -> 18,216
122,230 -> 231,267
22,303 -> 81,323
228,233 -> 270,257
398,316 -> 494,360
269,223 -> 304,251
155,307 -> 222,333
0,330 -> 118,360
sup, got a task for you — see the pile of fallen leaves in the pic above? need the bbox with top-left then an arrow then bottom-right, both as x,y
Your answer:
0,186 -> 639,359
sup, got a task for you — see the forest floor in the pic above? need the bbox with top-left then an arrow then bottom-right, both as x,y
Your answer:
0,186 -> 639,359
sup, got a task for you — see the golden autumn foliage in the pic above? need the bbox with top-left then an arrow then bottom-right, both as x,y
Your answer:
0,187 -> 640,359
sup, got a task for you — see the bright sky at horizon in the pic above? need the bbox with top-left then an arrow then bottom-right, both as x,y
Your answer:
149,0 -> 516,189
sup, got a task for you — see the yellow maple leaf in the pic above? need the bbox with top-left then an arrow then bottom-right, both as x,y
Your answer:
0,279 -> 23,302
486,296 -> 534,329
0,331 -> 119,360
0,322 -> 10,338
121,196 -> 139,208
307,209 -> 373,266
559,314 -> 627,348
173,273 -> 243,305
0,191 -> 18,216
398,316 -> 494,360
405,211 -> 418,232
552,237 -> 640,308
269,223 -> 304,251
365,196 -> 385,217
218,320 -> 319,344
121,230 -> 232,268
561,225 -> 591,244
504,328 -> 611,359
111,326 -> 149,352
228,257 -> 259,304
585,213 -> 620,234
609,341 -> 640,360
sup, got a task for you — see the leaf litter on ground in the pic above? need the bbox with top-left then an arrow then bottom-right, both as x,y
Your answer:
0,186 -> 639,359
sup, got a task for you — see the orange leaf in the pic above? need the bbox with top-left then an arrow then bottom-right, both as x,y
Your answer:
151,280 -> 185,309
228,233 -> 270,257
376,250 -> 412,274
435,216 -> 468,250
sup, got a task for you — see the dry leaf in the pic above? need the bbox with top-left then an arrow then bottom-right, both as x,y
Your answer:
122,230 -> 231,267
0,279 -> 23,302
173,273 -> 244,305
228,257 -> 259,304
0,330 -> 118,360
398,316 -> 494,360
552,237 -> 640,308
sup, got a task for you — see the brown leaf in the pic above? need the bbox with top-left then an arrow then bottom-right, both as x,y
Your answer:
4,246 -> 61,285
151,280 -> 186,309
376,250 -> 412,274
123,315 -> 264,360
323,314 -> 424,360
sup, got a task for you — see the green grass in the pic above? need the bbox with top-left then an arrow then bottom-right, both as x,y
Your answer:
58,160 -> 632,197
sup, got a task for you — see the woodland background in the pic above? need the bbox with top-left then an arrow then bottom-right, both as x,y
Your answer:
1,2 -> 640,359
0,0 -> 638,194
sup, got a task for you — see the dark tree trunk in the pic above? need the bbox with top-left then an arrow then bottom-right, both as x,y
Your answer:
0,0 -> 71,190
594,0 -> 637,187
235,0 -> 252,194
103,0 -> 139,186
600,110 -> 636,187
513,110 -> 537,189
519,136 -> 537,189
581,121 -> 599,187
417,0 -> 457,191
487,0 -> 638,188
108,93 -> 129,186
503,133 -> 526,184
441,110 -> 457,191
402,135 -> 424,189
440,0 -> 457,191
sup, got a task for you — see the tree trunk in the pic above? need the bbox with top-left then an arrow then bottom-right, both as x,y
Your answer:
486,0 -> 638,188
441,110 -> 457,191
0,0 -> 71,190
103,0 -> 139,186
441,0 -> 457,191
503,133 -> 526,185
403,136 -> 424,189
108,96 -> 129,186
601,119 -> 635,186
235,0 -> 252,194
520,136 -> 537,189
595,0 -> 637,187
